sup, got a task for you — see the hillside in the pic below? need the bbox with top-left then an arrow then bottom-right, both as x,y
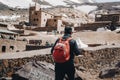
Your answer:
0,2 -> 9,10
0,0 -> 97,20
0,0 -> 95,9
47,7 -> 92,24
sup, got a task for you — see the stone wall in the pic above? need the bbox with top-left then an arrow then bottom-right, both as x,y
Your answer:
75,47 -> 120,72
75,22 -> 111,31
0,46 -> 120,79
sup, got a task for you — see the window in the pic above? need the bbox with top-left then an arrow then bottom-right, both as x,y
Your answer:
44,19 -> 46,22
2,46 -> 6,52
96,14 -> 101,18
36,19 -> 39,21
54,19 -> 57,22
10,46 -> 14,50
35,12 -> 37,15
34,19 -> 36,21
33,24 -> 37,26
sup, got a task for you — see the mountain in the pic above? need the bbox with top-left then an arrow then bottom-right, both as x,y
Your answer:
0,0 -> 96,22
0,0 -> 34,8
0,0 -> 95,8
0,0 -> 97,14
0,2 -> 9,10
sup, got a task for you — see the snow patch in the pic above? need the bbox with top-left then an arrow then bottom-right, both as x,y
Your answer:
75,5 -> 97,14
0,15 -> 20,21
76,38 -> 88,48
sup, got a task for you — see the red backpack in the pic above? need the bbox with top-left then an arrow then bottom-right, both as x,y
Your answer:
52,37 -> 72,63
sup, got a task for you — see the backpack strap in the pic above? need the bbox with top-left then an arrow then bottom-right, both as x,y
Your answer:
59,37 -> 72,42
67,37 -> 72,41
58,37 -> 62,43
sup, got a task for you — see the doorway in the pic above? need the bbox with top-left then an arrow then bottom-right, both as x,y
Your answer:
2,46 -> 6,52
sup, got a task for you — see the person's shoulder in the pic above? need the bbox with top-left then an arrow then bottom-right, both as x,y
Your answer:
69,38 -> 76,43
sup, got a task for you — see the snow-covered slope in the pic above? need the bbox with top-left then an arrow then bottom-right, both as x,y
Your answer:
0,0 -> 34,8
0,0 -> 97,15
75,5 -> 97,14
78,0 -> 95,3
0,0 -> 95,8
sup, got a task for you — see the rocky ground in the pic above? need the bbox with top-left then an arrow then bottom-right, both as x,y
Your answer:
0,45 -> 120,80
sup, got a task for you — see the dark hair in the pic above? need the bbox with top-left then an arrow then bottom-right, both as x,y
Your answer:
64,26 -> 72,34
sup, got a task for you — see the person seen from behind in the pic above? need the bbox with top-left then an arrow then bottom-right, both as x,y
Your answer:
51,26 -> 83,80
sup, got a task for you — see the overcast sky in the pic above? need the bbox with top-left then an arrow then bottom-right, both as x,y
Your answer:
96,0 -> 120,2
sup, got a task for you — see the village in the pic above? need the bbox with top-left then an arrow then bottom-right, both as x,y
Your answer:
0,1 -> 120,80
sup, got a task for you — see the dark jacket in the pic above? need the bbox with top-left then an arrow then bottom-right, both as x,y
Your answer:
51,34 -> 81,65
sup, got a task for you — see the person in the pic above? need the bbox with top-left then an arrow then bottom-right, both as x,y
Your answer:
51,26 -> 83,80
110,21 -> 116,31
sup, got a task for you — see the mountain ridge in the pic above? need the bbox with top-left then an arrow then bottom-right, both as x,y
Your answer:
0,0 -> 95,8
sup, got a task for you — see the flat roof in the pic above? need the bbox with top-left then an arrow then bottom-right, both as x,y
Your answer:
0,30 -> 18,35
96,13 -> 120,15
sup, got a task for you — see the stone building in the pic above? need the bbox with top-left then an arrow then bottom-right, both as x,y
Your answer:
29,4 -> 64,33
47,18 -> 64,33
0,23 -> 8,30
75,13 -> 120,31
0,39 -> 27,53
29,4 -> 54,27
95,13 -> 120,22
0,30 -> 18,39
0,30 -> 27,53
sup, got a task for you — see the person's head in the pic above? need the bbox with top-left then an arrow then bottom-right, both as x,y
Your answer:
64,26 -> 72,34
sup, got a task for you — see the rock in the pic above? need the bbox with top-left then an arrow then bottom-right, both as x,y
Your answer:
13,61 -> 55,80
12,74 -> 28,80
116,62 -> 120,68
99,67 -> 119,79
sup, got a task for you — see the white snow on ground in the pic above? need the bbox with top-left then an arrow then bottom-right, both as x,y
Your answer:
0,15 -> 20,21
0,0 -> 34,8
43,0 -> 66,6
76,38 -> 88,48
75,5 -> 97,14
97,27 -> 111,32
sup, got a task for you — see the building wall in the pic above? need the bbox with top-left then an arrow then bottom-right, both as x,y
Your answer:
41,11 -> 54,27
95,14 -> 120,22
57,20 -> 64,33
0,23 -> 8,30
47,19 -> 58,27
47,19 -> 64,33
29,6 -> 71,32
29,7 -> 42,26
29,6 -> 36,25
0,39 -> 27,53
29,6 -> 54,27
75,22 -> 111,31
0,27 -> 7,30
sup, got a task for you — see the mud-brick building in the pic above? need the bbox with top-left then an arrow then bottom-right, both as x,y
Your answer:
75,13 -> 120,31
47,18 -> 64,32
0,30 -> 18,39
0,30 -> 27,53
0,39 -> 27,53
95,13 -> 120,22
29,4 -> 64,33
29,5 -> 54,27
0,23 -> 8,30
